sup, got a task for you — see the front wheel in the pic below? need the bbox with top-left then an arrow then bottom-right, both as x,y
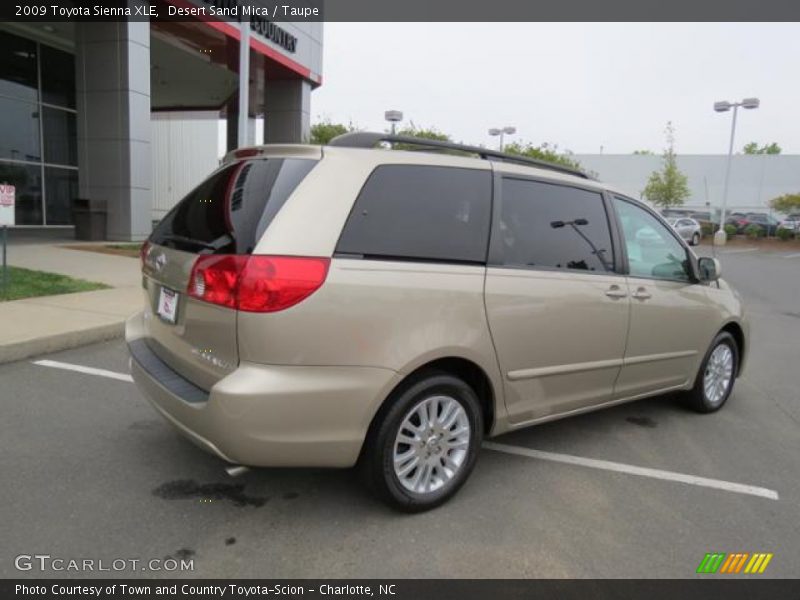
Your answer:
692,232 -> 700,246
360,372 -> 483,512
684,332 -> 739,413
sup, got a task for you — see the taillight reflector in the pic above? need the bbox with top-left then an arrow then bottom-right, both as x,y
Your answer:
187,255 -> 329,313
139,240 -> 151,270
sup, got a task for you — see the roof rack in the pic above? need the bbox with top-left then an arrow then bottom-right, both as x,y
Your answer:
328,132 -> 589,179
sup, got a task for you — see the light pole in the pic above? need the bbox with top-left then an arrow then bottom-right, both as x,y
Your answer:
385,110 -> 403,135
713,97 -> 760,245
489,126 -> 516,151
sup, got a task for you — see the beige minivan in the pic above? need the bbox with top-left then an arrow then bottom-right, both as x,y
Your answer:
127,132 -> 747,511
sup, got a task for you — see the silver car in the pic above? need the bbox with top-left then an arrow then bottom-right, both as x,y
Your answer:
779,215 -> 800,232
667,217 -> 702,246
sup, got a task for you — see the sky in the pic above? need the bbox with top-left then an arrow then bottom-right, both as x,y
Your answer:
311,23 -> 800,155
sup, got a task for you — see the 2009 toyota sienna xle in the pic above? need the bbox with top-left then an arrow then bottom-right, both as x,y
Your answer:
127,132 -> 748,512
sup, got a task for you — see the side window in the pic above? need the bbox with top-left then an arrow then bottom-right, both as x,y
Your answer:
496,178 -> 614,272
336,165 -> 492,263
613,197 -> 691,282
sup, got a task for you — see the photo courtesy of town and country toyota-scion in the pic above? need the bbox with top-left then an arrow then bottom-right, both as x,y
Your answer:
1,1 -> 800,597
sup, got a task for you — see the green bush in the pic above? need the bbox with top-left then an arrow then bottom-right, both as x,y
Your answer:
724,224 -> 738,237
744,224 -> 765,239
777,227 -> 794,241
701,222 -> 714,236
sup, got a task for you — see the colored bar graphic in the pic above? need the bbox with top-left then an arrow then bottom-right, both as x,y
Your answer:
744,553 -> 774,574
697,553 -> 726,574
698,552 -> 773,575
734,553 -> 750,573
720,554 -> 737,573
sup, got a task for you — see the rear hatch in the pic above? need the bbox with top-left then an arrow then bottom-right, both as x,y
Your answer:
141,152 -> 319,390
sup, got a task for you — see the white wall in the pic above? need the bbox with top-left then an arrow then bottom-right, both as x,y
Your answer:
151,112 -> 220,221
573,154 -> 800,215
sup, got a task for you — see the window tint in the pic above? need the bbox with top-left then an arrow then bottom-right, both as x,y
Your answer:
151,158 -> 317,254
336,165 -> 492,263
496,178 -> 613,272
613,197 -> 691,282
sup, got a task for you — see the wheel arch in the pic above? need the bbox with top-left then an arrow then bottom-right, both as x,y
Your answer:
720,320 -> 746,376
365,355 -> 499,448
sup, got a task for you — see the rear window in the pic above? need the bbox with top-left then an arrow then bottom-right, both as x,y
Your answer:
150,158 -> 317,254
336,165 -> 492,263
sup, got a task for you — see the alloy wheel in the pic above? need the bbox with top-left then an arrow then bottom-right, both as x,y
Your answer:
392,395 -> 471,494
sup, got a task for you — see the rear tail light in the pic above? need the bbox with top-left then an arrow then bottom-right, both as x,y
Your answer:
139,240 -> 151,270
187,255 -> 329,313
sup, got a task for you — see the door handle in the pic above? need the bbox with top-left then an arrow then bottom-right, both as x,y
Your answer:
631,287 -> 652,300
605,285 -> 628,299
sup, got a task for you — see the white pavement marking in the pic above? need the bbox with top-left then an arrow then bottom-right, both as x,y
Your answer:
719,248 -> 758,255
33,359 -> 134,383
483,441 -> 779,501
782,252 -> 800,259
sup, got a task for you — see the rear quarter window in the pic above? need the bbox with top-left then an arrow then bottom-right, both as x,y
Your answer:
150,158 -> 317,254
335,165 -> 492,264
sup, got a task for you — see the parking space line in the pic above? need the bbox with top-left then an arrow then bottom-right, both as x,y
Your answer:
719,248 -> 758,255
782,252 -> 800,259
483,441 -> 779,501
33,359 -> 133,383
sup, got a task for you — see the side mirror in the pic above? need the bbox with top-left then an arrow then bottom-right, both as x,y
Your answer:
698,257 -> 721,282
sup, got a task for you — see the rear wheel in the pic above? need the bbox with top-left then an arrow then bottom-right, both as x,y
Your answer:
684,332 -> 738,413
360,372 -> 483,512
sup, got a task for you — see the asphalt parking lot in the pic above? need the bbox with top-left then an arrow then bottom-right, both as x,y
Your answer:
2,247 -> 799,579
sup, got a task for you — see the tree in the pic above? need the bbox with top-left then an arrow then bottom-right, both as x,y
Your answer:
632,149 -> 655,155
743,142 -> 781,155
309,119 -> 357,145
768,193 -> 800,214
642,122 -> 690,208
504,141 -> 583,171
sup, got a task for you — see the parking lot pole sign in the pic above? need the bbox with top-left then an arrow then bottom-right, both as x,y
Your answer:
0,183 -> 15,295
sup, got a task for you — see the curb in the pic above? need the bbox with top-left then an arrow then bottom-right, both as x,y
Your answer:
0,322 -> 125,365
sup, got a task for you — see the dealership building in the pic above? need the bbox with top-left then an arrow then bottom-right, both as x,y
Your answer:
0,4 -> 322,240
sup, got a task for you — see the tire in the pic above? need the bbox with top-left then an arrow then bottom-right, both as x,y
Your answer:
684,332 -> 739,413
691,232 -> 700,246
360,371 -> 483,512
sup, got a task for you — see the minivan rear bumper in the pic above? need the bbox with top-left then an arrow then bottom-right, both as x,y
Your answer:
126,312 -> 395,468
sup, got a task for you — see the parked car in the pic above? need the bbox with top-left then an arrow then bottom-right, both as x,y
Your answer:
744,213 -> 780,236
667,217 -> 703,246
127,132 -> 748,511
725,212 -> 750,233
778,214 -> 800,232
661,208 -> 694,219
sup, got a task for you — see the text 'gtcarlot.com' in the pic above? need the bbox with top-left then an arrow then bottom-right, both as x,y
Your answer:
14,554 -> 194,572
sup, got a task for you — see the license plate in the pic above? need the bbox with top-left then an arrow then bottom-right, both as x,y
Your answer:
157,287 -> 179,323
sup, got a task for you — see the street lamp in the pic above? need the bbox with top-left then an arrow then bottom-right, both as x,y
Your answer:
489,126 -> 516,151
385,110 -> 403,135
713,97 -> 760,245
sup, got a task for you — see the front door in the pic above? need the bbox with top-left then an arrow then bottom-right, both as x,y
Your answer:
611,197 -> 719,399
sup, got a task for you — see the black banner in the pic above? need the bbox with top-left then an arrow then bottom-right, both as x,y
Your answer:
2,0 -> 800,22
4,580 -> 800,600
